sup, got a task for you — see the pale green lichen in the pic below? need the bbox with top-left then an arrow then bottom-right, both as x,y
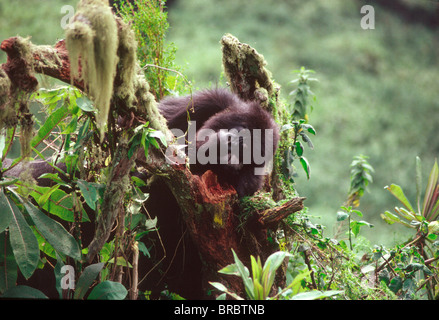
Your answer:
115,18 -> 137,108
220,33 -> 274,100
133,71 -> 171,139
66,0 -> 119,141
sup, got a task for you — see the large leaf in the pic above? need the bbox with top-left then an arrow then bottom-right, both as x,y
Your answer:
385,184 -> 415,213
0,232 -> 18,295
76,96 -> 95,112
54,255 -> 65,299
0,189 -> 13,232
416,156 -> 422,214
23,201 -> 81,260
291,290 -> 343,300
74,263 -> 104,300
231,249 -> 255,299
32,104 -> 69,149
87,281 -> 128,300
7,198 -> 40,279
2,285 -> 48,299
76,179 -> 101,210
423,160 -> 439,220
29,186 -> 89,222
381,211 -> 412,228
261,251 -> 290,298
209,281 -> 244,300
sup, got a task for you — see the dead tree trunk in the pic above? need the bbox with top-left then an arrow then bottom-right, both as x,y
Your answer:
0,4 -> 304,299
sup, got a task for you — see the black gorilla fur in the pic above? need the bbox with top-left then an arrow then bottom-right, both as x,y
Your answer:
137,89 -> 280,298
159,88 -> 279,197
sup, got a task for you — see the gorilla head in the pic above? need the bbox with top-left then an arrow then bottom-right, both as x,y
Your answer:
159,88 -> 279,197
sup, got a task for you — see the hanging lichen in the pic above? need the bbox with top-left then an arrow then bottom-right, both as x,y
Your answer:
0,68 -> 16,130
133,71 -> 170,137
66,0 -> 119,141
114,18 -> 137,108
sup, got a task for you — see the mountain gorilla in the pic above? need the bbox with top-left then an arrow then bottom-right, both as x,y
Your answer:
159,88 -> 279,197
138,89 -> 279,298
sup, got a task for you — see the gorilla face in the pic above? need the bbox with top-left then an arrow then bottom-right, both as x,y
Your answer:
159,89 -> 279,197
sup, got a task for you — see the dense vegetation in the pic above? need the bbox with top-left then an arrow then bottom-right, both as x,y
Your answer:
0,0 -> 438,300
166,0 -> 439,245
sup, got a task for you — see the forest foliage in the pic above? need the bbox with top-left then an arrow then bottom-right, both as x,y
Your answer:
0,0 -> 438,300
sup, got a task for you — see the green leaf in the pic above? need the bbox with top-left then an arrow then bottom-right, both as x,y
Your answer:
428,221 -> 439,234
29,187 -> 85,222
0,133 -> 5,161
284,270 -> 310,297
385,184 -> 415,212
137,241 -> 150,258
253,278 -> 264,300
33,228 -> 56,259
209,281 -> 228,293
76,180 -> 101,211
0,233 -> 18,295
416,156 -> 422,214
295,141 -> 303,157
218,263 -> 240,276
300,132 -> 314,149
87,281 -> 128,300
337,211 -> 349,222
0,189 -> 13,232
422,160 -> 439,220
32,104 -> 70,150
0,179 -> 19,187
7,198 -> 40,279
209,282 -> 244,300
74,263 -> 104,300
350,220 -> 373,237
403,278 -> 416,293
250,255 -> 262,283
37,184 -> 60,207
128,132 -> 142,159
300,157 -> 310,179
38,173 -> 69,187
350,221 -> 360,237
261,251 -> 289,298
301,124 -> 316,135
144,216 -> 157,230
230,249 -> 254,300
389,276 -> 402,293
148,129 -> 167,148
76,96 -> 95,112
291,290 -> 343,300
65,154 -> 79,176
395,207 -> 418,221
2,285 -> 48,299
23,201 -> 81,260
380,211 -> 400,225
352,209 -> 363,217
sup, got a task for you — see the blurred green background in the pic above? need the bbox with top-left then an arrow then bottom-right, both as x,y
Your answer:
1,0 -> 438,246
